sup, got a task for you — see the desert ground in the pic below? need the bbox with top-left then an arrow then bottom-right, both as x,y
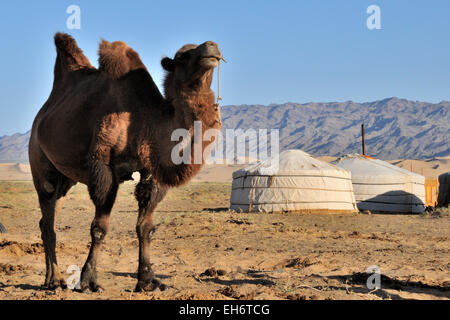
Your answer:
0,164 -> 449,300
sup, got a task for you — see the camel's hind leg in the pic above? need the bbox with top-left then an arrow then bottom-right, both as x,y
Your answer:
134,172 -> 168,292
31,154 -> 75,289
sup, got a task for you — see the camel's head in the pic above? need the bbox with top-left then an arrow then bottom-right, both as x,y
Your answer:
162,41 -> 222,94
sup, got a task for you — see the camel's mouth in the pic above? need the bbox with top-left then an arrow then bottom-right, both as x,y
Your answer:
199,55 -> 221,68
195,41 -> 223,69
201,55 -> 221,61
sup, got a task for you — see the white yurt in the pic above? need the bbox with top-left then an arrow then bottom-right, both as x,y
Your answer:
230,150 -> 357,214
333,154 -> 426,213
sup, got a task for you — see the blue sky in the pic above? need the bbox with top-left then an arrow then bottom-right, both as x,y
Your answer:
0,0 -> 449,135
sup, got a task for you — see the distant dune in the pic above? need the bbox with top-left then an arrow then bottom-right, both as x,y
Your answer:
0,163 -> 32,181
192,163 -> 247,183
1,156 -> 448,182
387,156 -> 450,179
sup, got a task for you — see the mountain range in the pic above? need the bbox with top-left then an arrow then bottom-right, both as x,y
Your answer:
0,131 -> 30,163
1,97 -> 449,163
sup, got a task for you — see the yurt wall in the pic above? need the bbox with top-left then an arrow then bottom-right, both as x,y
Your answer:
333,155 -> 426,213
230,150 -> 357,214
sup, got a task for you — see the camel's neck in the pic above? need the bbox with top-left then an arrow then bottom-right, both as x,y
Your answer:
173,89 -> 218,127
137,84 -> 222,187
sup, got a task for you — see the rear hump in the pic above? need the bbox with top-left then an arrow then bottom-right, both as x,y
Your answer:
98,39 -> 146,79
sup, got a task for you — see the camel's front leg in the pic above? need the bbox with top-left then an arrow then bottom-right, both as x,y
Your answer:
80,161 -> 118,292
134,174 -> 168,292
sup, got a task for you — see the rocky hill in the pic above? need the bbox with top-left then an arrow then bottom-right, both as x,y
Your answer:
221,97 -> 450,160
1,98 -> 449,162
0,131 -> 30,163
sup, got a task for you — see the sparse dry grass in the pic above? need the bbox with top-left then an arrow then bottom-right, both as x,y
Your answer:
0,181 -> 449,300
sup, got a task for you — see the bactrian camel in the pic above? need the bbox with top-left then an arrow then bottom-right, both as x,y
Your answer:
29,33 -> 223,292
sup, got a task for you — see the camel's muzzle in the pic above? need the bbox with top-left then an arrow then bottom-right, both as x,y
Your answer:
197,41 -> 223,68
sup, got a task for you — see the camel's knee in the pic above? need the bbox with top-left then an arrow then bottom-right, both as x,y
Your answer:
135,180 -> 153,210
90,218 -> 109,243
135,179 -> 168,211
91,225 -> 107,242
136,219 -> 155,240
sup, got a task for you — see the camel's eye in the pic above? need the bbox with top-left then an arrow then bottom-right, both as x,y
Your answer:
178,51 -> 192,61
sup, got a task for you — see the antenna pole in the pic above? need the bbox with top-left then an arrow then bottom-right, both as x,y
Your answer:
361,124 -> 366,155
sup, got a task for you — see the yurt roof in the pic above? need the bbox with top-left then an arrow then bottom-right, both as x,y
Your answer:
232,149 -> 350,179
333,154 -> 424,184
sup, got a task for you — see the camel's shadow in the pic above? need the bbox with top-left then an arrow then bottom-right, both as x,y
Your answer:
110,271 -> 172,280
0,282 -> 45,291
201,277 -> 276,287
202,207 -> 230,212
314,273 -> 450,300
200,269 -> 277,287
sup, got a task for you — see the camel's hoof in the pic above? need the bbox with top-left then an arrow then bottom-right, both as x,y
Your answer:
45,279 -> 67,290
79,281 -> 104,293
135,278 -> 165,292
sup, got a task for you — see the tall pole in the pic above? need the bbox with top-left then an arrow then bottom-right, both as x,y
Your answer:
361,124 -> 366,156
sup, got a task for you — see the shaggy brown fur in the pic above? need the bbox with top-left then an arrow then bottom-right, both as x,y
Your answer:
98,40 -> 146,79
54,32 -> 93,71
29,33 -> 223,292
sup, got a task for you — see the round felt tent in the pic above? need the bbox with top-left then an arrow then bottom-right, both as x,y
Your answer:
230,150 -> 357,214
333,154 -> 426,213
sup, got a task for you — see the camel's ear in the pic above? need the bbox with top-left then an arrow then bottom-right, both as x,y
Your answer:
161,57 -> 174,72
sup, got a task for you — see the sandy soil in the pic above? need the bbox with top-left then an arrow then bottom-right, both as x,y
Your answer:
0,181 -> 449,300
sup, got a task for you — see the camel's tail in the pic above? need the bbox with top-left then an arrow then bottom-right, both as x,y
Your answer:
53,33 -> 94,83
